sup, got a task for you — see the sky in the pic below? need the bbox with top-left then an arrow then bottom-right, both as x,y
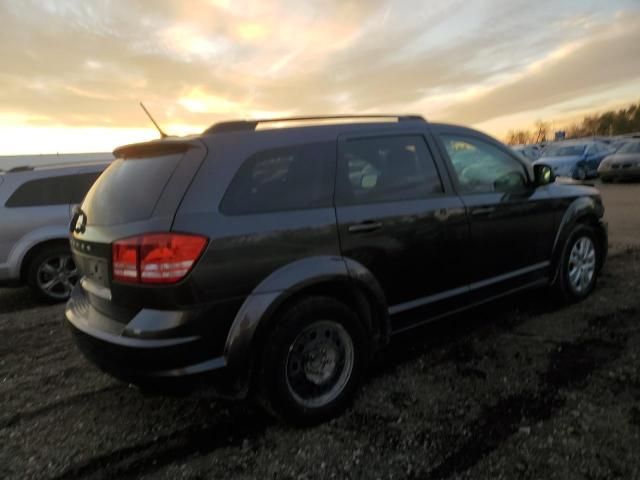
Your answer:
0,0 -> 639,155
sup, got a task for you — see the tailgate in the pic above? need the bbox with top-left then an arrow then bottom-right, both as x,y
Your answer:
70,139 -> 207,317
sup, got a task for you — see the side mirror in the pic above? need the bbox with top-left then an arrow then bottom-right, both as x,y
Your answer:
533,164 -> 555,186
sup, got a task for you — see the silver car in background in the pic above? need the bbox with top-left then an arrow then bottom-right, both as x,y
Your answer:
533,140 -> 612,180
512,144 -> 541,162
598,139 -> 640,182
0,160 -> 109,301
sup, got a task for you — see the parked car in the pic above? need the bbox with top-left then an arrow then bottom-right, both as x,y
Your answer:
66,115 -> 607,424
0,160 -> 109,301
533,140 -> 612,180
610,136 -> 640,153
598,139 -> 640,182
512,144 -> 541,162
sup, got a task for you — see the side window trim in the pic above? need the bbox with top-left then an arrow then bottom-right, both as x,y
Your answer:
336,131 -> 447,205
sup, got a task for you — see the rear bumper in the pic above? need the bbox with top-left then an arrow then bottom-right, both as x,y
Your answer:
65,284 -> 246,398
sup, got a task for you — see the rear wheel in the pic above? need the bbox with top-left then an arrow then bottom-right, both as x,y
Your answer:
552,224 -> 600,302
257,296 -> 369,425
26,244 -> 79,303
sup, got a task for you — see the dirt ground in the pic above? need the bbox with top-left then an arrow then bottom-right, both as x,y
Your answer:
1,182 -> 639,480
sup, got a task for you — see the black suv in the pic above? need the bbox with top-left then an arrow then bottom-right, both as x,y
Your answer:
66,115 -> 607,424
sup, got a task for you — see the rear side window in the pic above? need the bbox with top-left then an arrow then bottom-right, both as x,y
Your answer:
220,142 -> 335,214
82,154 -> 182,226
70,172 -> 101,204
5,173 -> 98,208
336,135 -> 443,205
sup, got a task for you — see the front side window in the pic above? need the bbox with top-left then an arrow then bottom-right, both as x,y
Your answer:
220,142 -> 335,214
440,134 -> 528,193
336,135 -> 443,205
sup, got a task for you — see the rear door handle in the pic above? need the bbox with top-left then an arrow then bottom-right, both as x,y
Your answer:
472,207 -> 496,216
347,221 -> 383,233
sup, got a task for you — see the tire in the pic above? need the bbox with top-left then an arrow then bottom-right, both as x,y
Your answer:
600,177 -> 613,184
257,296 -> 370,425
26,244 -> 79,303
552,224 -> 601,303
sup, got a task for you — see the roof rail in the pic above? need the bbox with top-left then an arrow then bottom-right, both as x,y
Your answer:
204,114 -> 426,134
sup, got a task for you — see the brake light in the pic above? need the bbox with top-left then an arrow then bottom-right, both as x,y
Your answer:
112,233 -> 207,284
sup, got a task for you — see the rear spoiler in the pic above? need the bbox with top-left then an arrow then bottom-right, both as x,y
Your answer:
113,137 -> 200,159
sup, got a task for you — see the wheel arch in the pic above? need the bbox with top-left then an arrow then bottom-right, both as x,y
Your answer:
222,256 -> 388,397
550,196 -> 607,283
19,237 -> 71,282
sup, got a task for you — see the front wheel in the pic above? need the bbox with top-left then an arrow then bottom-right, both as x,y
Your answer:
552,225 -> 600,302
257,296 -> 369,425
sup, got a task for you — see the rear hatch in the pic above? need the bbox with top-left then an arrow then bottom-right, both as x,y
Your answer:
70,138 -> 208,321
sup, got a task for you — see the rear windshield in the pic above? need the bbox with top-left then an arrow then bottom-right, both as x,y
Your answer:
82,154 -> 182,225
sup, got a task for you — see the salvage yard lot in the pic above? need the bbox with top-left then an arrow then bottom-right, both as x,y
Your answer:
1,181 -> 639,480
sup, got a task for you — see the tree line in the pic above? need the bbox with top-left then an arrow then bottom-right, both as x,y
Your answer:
505,101 -> 640,145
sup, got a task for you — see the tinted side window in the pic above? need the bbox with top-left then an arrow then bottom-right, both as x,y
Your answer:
220,142 -> 335,214
440,135 -> 528,193
336,135 -> 443,205
5,174 -> 80,207
69,172 -> 101,204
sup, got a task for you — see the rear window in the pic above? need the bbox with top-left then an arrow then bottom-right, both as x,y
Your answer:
5,173 -> 100,208
336,135 -> 443,205
220,142 -> 335,215
82,154 -> 182,225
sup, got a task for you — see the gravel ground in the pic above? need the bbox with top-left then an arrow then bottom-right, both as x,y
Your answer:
1,182 -> 639,480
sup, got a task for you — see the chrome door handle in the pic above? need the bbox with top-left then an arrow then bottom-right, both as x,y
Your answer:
348,221 -> 383,233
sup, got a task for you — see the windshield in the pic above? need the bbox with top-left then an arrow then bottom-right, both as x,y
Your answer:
617,142 -> 640,154
542,144 -> 586,157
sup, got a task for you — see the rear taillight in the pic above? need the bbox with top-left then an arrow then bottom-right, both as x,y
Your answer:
112,233 -> 207,284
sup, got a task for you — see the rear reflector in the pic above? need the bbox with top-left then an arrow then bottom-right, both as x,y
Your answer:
112,233 -> 207,284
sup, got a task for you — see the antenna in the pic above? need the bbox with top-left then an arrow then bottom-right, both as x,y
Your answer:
139,102 -> 168,138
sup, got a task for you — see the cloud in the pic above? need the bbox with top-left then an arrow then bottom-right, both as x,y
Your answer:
0,0 -> 638,149
439,13 -> 640,125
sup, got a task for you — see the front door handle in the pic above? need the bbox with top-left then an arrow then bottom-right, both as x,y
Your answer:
348,221 -> 383,233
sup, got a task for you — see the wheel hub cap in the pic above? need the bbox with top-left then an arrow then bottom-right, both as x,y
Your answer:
285,320 -> 354,408
303,342 -> 339,385
568,236 -> 596,294
36,254 -> 78,299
